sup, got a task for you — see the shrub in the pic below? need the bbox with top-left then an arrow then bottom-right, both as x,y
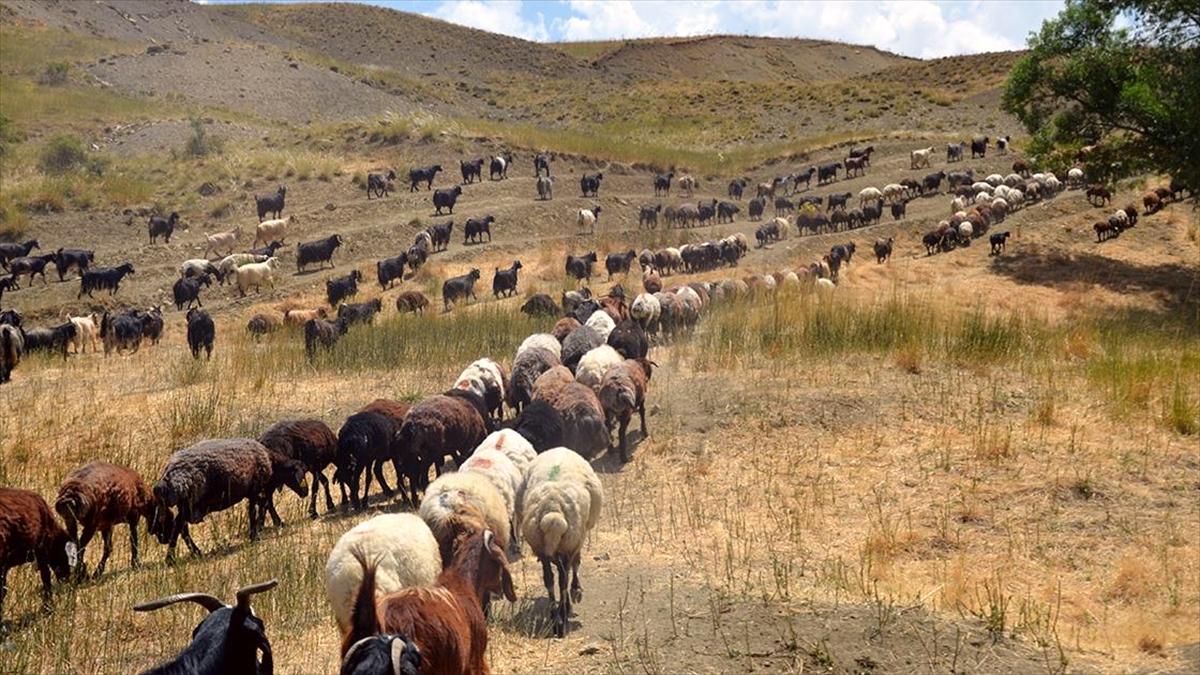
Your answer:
38,62 -> 69,86
183,116 -> 223,158
38,134 -> 88,175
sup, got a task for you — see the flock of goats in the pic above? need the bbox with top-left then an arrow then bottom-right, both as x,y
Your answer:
1,135 -> 1192,675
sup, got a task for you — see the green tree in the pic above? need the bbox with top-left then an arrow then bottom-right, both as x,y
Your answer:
1003,0 -> 1199,190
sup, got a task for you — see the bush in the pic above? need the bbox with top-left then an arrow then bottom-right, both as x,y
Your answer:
183,116 -> 223,158
38,134 -> 88,175
39,62 -> 69,86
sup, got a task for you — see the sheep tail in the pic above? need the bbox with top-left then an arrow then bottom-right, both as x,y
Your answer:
539,512 -> 568,555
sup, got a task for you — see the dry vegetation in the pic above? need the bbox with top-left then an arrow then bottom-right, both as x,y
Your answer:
0,2 -> 1198,673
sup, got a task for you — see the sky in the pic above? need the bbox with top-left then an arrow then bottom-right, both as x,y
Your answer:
201,0 -> 1066,59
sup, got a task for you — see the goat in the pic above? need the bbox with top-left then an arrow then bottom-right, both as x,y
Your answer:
255,186 -> 287,222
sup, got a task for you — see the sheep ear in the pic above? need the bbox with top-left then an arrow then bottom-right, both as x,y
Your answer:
65,541 -> 78,568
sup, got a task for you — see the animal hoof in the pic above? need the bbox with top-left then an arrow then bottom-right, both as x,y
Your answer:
571,587 -> 583,603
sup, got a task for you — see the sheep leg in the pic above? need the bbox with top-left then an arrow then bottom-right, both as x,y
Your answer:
247,499 -> 261,540
264,493 -> 284,528
541,556 -> 555,605
554,557 -> 570,637
179,522 -> 202,557
372,459 -> 395,498
639,401 -> 648,439
358,466 -> 372,511
570,552 -> 583,603
0,566 -> 7,623
95,528 -> 113,578
128,516 -> 140,569
36,557 -> 53,610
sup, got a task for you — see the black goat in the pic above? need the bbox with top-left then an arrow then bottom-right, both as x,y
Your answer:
874,237 -> 894,263
489,152 -> 512,180
297,235 -> 344,272
990,231 -> 1011,255
337,299 -> 383,327
654,172 -> 673,196
54,248 -> 94,281
7,254 -> 56,287
748,197 -> 765,220
255,186 -> 286,222
492,261 -> 522,298
639,204 -> 661,229
427,221 -> 453,251
605,250 -> 636,279
326,270 -> 363,307
565,252 -> 598,283
133,580 -> 278,675
826,192 -> 851,212
23,321 -> 77,360
890,200 -> 907,221
0,239 -> 39,269
460,158 -> 484,184
173,274 -> 211,311
376,253 -> 408,289
717,201 -> 739,223
817,162 -> 841,185
534,154 -> 551,177
148,212 -> 180,243
432,186 -> 462,215
79,263 -> 134,298
580,172 -> 603,197
366,171 -> 396,199
186,309 -> 214,360
305,318 -> 347,360
971,136 -> 989,158
442,269 -> 481,311
247,241 -> 285,258
464,215 -> 495,244
408,165 -> 442,192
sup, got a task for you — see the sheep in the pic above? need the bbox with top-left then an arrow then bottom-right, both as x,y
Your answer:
306,317 -> 348,360
284,308 -> 328,326
580,172 -> 603,197
453,358 -> 508,421
608,319 -> 649,360
246,312 -> 282,339
460,158 -> 485,184
408,165 -> 443,192
366,170 -> 396,199
598,359 -> 652,462
78,263 -> 134,298
532,367 -> 608,460
1087,186 -> 1112,206
910,147 -> 934,169
327,269 -> 363,307
584,310 -> 616,344
0,487 -> 77,621
397,392 -> 490,500
395,291 -> 430,314
325,514 -> 441,635
442,268 -> 481,311
254,215 -> 297,247
0,239 -> 39,269
519,447 -> 603,637
464,215 -> 495,244
460,448 -> 522,549
518,333 -> 562,360
489,153 -> 512,180
133,580 -> 278,675
574,344 -> 623,391
492,260 -> 521,298
148,212 -> 180,243
419,470 -> 511,567
858,187 -> 883,208
298,234 -> 345,271
565,252 -> 598,283
433,186 -> 462,215
23,321 -> 77,360
334,299 -> 381,329
474,428 -> 538,477
561,325 -> 604,373
510,400 -> 564,454
536,175 -> 554,200
66,312 -> 99,354
517,294 -> 556,319
152,439 -> 287,559
54,461 -> 157,578
204,226 -> 241,258
748,197 -> 765,220
171,274 -> 210,311
630,293 -> 661,333
334,411 -> 404,512
186,309 -> 214,360
341,529 -> 513,674
552,317 -> 582,343
577,206 -> 601,234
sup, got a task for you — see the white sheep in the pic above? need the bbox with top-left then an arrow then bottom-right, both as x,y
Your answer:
816,277 -> 836,293
858,187 -> 883,208
584,310 -> 615,342
474,429 -> 537,477
203,226 -> 240,258
234,257 -> 280,296
419,471 -> 510,563
910,147 -> 934,169
574,344 -> 623,391
453,357 -> 507,420
460,448 -> 523,549
1004,173 -> 1024,188
577,208 -> 599,234
518,333 -> 562,361
675,285 -> 703,310
519,447 -> 603,637
630,293 -> 660,332
324,513 -> 441,634
1067,167 -> 1085,188
253,215 -> 296,247
1111,208 -> 1129,228
958,222 -> 974,241
951,196 -> 970,213
663,247 -> 683,272
985,174 -> 1004,187
67,312 -> 99,354
971,181 -> 992,194
882,183 -> 906,204
1044,176 -> 1062,194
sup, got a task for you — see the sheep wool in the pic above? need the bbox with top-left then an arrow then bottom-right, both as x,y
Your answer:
574,344 -> 623,391
517,333 -> 561,360
419,471 -> 510,563
584,310 -> 616,342
520,448 -> 603,561
474,429 -> 537,476
461,448 -> 522,528
325,514 -> 441,633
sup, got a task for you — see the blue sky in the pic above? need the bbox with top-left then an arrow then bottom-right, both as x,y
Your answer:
201,1 -> 1065,58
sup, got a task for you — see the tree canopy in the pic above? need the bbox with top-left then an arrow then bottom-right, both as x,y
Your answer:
1003,0 -> 1199,190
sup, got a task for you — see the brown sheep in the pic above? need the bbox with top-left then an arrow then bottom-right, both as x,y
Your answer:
598,360 -> 653,463
643,272 -> 663,294
284,308 -> 327,327
54,462 -> 158,578
551,317 -> 581,343
533,367 -> 608,460
1142,191 -> 1162,215
246,312 -> 282,339
1,487 -> 76,621
395,291 -> 430,314
258,420 -> 338,519
397,392 -> 490,503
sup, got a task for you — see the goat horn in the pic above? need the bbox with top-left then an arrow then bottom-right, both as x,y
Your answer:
235,579 -> 279,610
135,593 -> 225,613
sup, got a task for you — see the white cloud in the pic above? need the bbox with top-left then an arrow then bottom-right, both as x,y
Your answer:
427,0 -> 549,42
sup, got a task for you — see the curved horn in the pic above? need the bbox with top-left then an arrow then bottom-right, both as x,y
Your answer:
235,579 -> 279,610
135,593 -> 225,613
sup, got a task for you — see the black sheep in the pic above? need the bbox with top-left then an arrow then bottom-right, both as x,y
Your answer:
173,274 -> 211,311
186,309 -> 214,360
326,270 -> 362,307
512,400 -> 564,453
520,294 -> 558,317
255,186 -> 287,222
442,269 -> 481,311
335,410 -> 401,511
607,319 -> 648,360
297,234 -> 344,272
492,261 -> 522,298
